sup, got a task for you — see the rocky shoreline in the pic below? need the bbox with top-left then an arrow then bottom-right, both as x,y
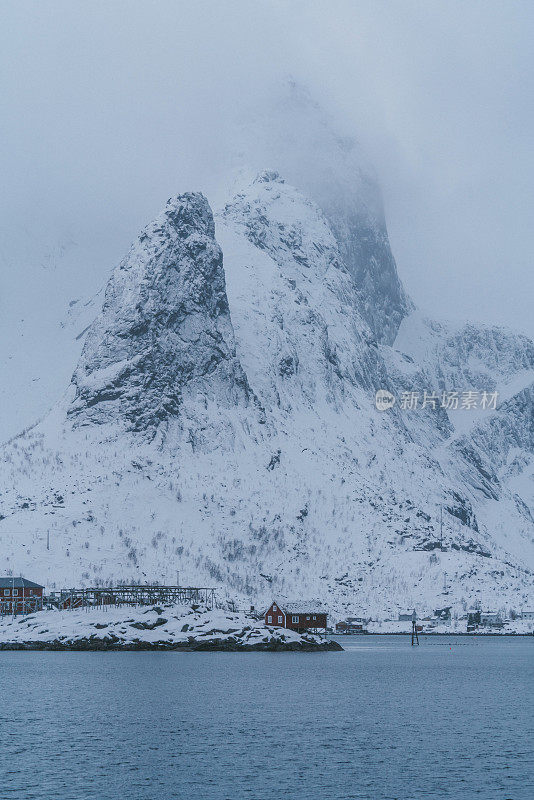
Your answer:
0,638 -> 342,652
0,605 -> 343,652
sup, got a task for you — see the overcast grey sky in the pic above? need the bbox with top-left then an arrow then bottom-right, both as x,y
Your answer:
1,0 -> 533,337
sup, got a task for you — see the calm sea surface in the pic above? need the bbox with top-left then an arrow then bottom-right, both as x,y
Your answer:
0,635 -> 532,800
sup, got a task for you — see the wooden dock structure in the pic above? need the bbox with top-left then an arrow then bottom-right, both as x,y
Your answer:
45,585 -> 216,611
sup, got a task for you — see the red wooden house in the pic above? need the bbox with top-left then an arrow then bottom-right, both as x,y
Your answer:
264,600 -> 327,632
0,577 -> 44,615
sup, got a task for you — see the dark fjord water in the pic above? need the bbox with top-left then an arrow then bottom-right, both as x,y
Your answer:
0,636 -> 532,800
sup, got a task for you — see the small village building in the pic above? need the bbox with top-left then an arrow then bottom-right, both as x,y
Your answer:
480,611 -> 503,628
467,609 -> 480,630
264,601 -> 327,632
335,620 -> 367,634
433,606 -> 452,621
520,610 -> 534,620
467,610 -> 505,630
0,577 -> 44,615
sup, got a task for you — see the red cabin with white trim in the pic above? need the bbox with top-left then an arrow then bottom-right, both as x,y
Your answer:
264,600 -> 327,632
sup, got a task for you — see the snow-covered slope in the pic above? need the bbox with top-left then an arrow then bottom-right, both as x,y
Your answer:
1,152 -> 533,620
387,311 -> 534,515
0,226 -> 107,442
217,170 -> 388,405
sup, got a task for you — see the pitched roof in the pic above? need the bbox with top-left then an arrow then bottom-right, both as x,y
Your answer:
276,600 -> 326,614
0,577 -> 44,589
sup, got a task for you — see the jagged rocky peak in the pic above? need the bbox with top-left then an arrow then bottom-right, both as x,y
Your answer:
230,81 -> 411,344
217,170 -> 389,402
221,168 -> 350,282
69,192 -> 252,431
254,169 -> 284,184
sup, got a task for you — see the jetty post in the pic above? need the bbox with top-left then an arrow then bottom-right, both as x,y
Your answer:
411,609 -> 419,646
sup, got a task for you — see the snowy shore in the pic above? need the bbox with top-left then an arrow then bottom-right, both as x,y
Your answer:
364,619 -> 534,635
0,605 -> 342,651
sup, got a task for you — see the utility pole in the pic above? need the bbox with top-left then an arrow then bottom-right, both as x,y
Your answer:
176,570 -> 180,587
47,530 -> 50,551
440,505 -> 443,551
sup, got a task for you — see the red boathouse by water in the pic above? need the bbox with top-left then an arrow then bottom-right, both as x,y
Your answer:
264,601 -> 327,633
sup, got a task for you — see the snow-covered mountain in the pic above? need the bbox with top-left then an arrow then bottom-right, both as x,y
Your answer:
1,112 -> 533,618
69,192 -> 255,432
230,82 -> 412,345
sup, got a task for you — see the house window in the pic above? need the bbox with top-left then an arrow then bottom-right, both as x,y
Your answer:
267,615 -> 272,623
3,589 -> 10,596
273,605 -> 277,611
278,616 -> 283,624
306,616 -> 310,620
13,589 -> 18,596
313,615 -> 317,620
292,615 -> 299,623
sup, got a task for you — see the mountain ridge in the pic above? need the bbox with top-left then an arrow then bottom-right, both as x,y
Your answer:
1,163 -> 533,618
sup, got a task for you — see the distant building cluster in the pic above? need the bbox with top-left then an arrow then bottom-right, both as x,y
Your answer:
1,579 -> 533,638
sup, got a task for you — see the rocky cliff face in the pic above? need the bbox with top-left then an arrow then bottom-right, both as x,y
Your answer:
393,313 -> 534,392
69,193 -> 253,433
1,163 -> 533,618
388,311 -> 534,506
327,202 -> 412,347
